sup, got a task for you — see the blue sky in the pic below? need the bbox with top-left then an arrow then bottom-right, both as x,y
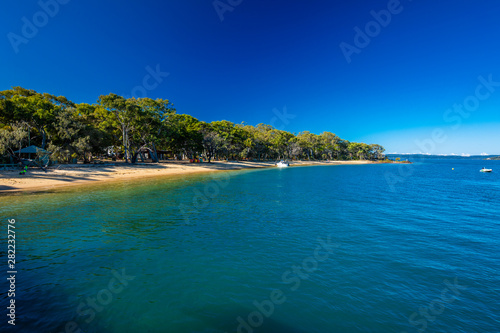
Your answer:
2,0 -> 500,154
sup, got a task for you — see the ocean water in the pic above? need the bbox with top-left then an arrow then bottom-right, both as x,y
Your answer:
0,159 -> 499,333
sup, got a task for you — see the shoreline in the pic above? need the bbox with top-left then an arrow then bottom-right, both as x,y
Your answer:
0,160 -> 379,195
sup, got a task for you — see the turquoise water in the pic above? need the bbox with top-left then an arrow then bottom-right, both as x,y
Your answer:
1,160 -> 499,332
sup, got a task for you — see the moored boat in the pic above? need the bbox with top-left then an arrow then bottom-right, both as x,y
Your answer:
276,160 -> 289,167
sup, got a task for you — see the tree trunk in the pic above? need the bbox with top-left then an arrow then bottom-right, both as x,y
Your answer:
122,124 -> 129,163
150,143 -> 159,163
40,128 -> 47,149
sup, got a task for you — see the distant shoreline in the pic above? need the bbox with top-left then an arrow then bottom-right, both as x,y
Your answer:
387,154 -> 500,160
0,160 -> 393,195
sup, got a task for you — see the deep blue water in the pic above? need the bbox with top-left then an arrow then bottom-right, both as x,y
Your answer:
0,159 -> 499,332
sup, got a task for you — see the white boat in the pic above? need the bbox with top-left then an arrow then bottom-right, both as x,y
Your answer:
480,168 -> 492,172
276,160 -> 289,167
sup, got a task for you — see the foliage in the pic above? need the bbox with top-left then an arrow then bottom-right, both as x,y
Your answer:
0,87 -> 385,163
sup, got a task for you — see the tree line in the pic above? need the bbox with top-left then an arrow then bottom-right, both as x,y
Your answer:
0,87 -> 385,164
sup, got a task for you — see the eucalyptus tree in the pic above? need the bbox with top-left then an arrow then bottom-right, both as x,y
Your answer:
1,86 -> 387,165
200,122 -> 225,162
267,129 -> 294,160
335,139 -> 348,160
319,131 -> 342,160
210,120 -> 247,159
97,93 -> 138,162
0,87 -> 66,149
347,142 -> 372,160
286,137 -> 302,160
0,122 -> 28,157
297,131 -> 317,160
47,105 -> 112,163
369,144 -> 385,160
165,114 -> 203,159
74,103 -> 114,161
47,106 -> 87,163
132,98 -> 175,162
252,124 -> 274,160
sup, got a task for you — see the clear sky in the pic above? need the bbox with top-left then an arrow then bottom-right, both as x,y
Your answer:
2,0 -> 500,155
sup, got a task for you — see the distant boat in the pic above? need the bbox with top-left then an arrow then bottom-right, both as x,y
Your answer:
480,168 -> 492,172
276,160 -> 289,168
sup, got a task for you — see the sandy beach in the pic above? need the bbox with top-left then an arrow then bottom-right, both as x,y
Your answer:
0,160 -> 376,194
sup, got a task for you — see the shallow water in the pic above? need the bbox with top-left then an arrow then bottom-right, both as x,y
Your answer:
0,160 -> 499,332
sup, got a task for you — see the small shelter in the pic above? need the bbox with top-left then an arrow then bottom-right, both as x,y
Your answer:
13,145 -> 51,167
